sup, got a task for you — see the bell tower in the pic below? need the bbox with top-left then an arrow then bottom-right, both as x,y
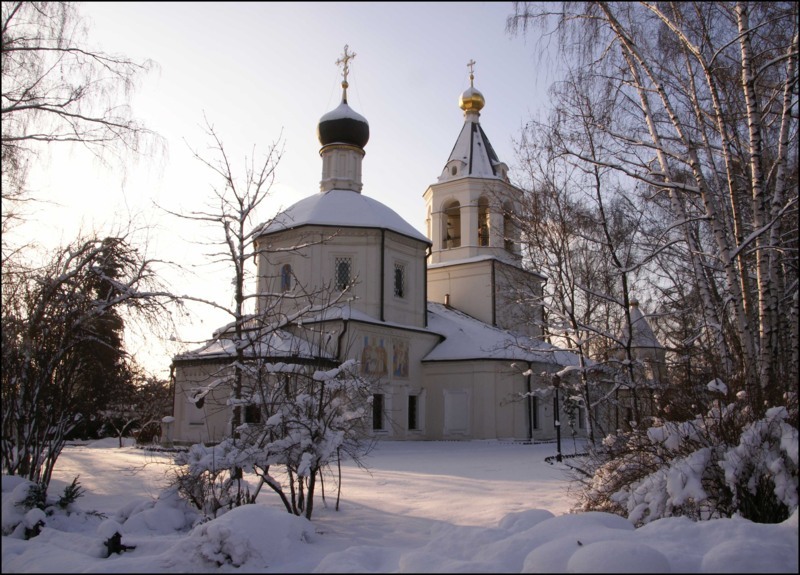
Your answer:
424,61 -> 543,337
424,61 -> 523,266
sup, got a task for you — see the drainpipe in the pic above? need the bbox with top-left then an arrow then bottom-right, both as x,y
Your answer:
424,245 -> 430,327
491,259 -> 496,326
380,230 -> 385,322
337,319 -> 349,361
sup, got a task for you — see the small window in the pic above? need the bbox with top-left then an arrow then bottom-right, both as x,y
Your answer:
394,263 -> 405,298
372,393 -> 385,430
245,404 -> 262,424
408,395 -> 418,430
451,165 -> 457,176
280,264 -> 292,292
335,257 -> 352,291
578,406 -> 585,429
531,396 -> 539,430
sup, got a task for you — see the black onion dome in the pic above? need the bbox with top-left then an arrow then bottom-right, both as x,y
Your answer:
317,100 -> 370,148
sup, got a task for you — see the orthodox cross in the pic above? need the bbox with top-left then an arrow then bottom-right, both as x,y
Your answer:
336,44 -> 356,84
467,59 -> 476,75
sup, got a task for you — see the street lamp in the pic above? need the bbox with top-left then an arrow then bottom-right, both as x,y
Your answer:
553,373 -> 563,462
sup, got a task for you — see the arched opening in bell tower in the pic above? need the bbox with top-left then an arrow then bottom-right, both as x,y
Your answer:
478,196 -> 490,247
442,200 -> 461,249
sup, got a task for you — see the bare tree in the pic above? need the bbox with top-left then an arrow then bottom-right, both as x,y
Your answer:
513,69 -> 670,442
509,0 -> 798,410
1,1 -> 157,211
167,119 -> 377,520
1,234 -> 176,490
164,117 -> 285,442
101,366 -> 172,447
508,1 -> 799,524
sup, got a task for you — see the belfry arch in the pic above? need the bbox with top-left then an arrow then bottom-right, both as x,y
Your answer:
442,200 -> 461,249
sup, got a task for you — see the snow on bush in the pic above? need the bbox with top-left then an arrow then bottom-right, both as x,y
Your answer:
579,398 -> 798,526
112,486 -> 200,534
164,504 -> 314,569
2,477 -> 36,536
172,358 -> 375,520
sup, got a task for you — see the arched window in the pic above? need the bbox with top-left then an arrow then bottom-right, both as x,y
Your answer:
478,197 -> 490,247
280,264 -> 292,292
335,257 -> 352,291
503,201 -> 514,253
442,200 -> 461,248
394,262 -> 405,298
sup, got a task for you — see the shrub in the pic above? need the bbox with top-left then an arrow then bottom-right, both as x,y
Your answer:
574,396 -> 798,525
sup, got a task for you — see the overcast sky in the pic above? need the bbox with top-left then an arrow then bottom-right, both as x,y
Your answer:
20,2 -> 561,375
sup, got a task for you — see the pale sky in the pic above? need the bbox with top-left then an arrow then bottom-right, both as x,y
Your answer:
19,2 -> 560,376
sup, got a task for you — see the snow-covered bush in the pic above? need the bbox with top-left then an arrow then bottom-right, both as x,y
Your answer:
165,504 -> 314,569
172,358 -> 376,520
171,440 -> 258,519
574,394 -> 798,525
1,474 -> 95,538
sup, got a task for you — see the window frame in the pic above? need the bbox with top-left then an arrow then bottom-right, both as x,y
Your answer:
372,393 -> 385,431
280,263 -> 292,292
408,394 -> 418,430
334,256 -> 353,291
394,261 -> 406,299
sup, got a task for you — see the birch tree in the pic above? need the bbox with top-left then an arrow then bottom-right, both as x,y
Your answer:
508,1 -> 798,523
513,67 -> 673,441
1,1 -> 158,236
509,0 -> 799,411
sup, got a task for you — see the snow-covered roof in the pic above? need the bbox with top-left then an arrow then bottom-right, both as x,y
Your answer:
439,118 -> 505,182
173,328 -> 334,363
427,254 -> 547,279
319,101 -> 368,124
255,189 -> 430,244
174,303 -> 579,369
423,302 -> 580,366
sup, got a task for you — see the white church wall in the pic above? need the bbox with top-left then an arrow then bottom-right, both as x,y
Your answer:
172,362 -> 233,445
382,231 -> 428,328
421,361 -> 530,440
340,321 -> 440,439
424,177 -> 523,265
256,227 -> 428,327
493,262 -> 545,338
427,260 -> 495,325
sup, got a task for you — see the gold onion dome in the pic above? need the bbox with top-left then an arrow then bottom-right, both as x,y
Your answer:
459,67 -> 485,112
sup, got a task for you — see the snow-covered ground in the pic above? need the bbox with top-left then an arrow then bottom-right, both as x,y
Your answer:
2,438 -> 797,573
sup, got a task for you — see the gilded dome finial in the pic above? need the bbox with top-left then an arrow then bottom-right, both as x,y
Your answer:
459,58 -> 485,113
336,44 -> 356,102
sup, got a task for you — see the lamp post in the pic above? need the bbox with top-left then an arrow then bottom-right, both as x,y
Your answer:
553,373 -> 562,462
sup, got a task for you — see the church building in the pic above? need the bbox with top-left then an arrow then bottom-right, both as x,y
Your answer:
170,49 -> 587,446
